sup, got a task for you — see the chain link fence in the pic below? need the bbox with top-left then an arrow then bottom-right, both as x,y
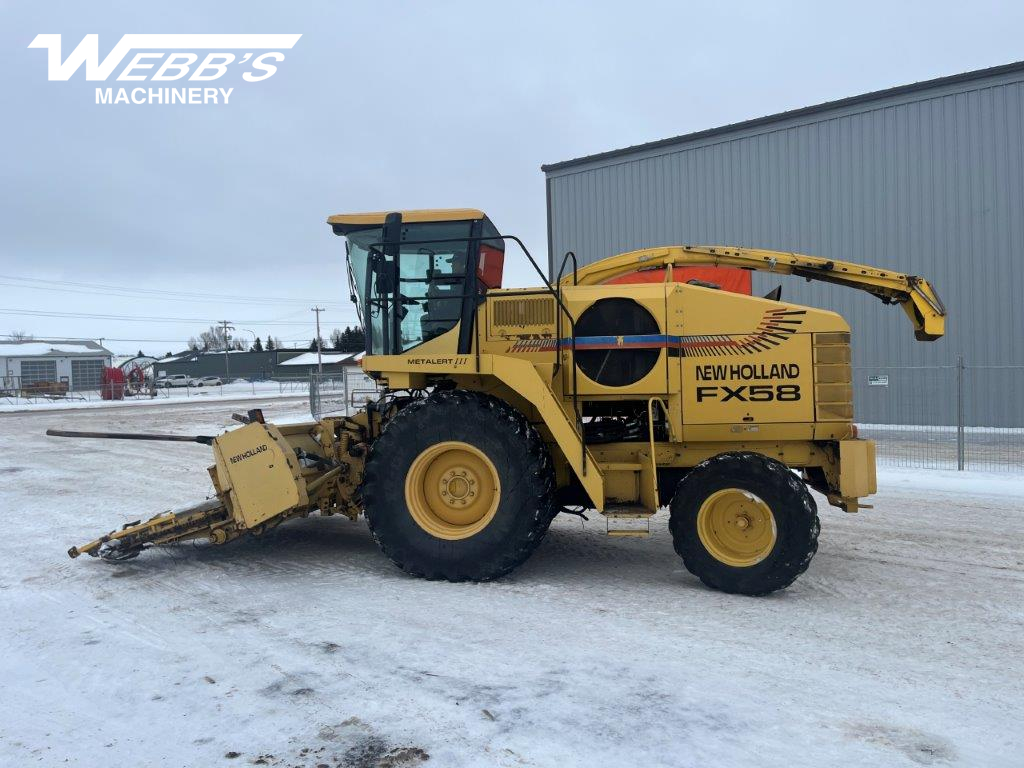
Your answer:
854,360 -> 1024,472
309,368 -> 381,419
309,363 -> 1022,472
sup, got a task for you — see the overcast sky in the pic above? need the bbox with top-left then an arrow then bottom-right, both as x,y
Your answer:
1,0 -> 1022,355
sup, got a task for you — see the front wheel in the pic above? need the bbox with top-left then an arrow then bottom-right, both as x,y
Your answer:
669,452 -> 819,596
361,390 -> 556,582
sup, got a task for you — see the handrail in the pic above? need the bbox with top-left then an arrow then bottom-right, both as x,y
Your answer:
646,397 -> 670,508
556,250 -> 578,286
553,250 -> 582,472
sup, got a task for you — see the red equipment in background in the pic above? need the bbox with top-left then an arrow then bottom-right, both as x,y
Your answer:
604,265 -> 752,294
124,363 -> 147,395
100,367 -> 126,400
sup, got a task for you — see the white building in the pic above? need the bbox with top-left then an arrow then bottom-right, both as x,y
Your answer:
0,339 -> 113,392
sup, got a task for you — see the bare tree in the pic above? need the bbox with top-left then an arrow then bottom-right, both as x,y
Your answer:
329,328 -> 343,350
197,324 -> 231,351
8,330 -> 33,341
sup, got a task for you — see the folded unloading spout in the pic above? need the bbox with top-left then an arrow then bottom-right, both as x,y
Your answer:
566,245 -> 947,342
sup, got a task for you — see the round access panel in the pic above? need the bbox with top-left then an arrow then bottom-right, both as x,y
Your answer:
573,297 -> 661,387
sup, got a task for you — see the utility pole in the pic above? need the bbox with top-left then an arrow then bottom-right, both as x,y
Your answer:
219,320 -> 234,381
311,307 -> 324,375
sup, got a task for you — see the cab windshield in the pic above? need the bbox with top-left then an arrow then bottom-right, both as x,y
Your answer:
345,220 -> 500,355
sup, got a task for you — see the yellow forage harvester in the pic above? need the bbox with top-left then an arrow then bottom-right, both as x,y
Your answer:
55,208 -> 945,595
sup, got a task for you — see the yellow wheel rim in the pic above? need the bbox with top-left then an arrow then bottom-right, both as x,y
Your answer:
404,441 -> 500,540
696,488 -> 777,567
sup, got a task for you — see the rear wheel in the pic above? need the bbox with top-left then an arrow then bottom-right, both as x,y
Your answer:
362,390 -> 556,581
669,452 -> 819,595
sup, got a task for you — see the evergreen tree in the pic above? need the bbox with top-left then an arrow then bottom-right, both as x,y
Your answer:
252,336 -> 264,352
266,335 -> 276,351
335,326 -> 364,353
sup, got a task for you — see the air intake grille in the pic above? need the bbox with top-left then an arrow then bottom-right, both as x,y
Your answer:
813,332 -> 853,421
492,297 -> 555,327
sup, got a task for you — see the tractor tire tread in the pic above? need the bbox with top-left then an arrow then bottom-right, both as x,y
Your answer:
668,451 -> 819,596
362,390 -> 556,582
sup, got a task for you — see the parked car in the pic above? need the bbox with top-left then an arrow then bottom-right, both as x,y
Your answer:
189,376 -> 223,387
157,374 -> 190,388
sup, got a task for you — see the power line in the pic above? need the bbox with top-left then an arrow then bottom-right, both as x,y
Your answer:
0,334 -> 313,353
0,274 -> 350,307
0,280 -> 351,309
0,329 -> 360,344
0,280 -> 353,309
0,308 -> 358,325
1,333 -> 190,343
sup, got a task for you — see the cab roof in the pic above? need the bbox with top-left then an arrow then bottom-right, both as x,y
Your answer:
327,208 -> 486,234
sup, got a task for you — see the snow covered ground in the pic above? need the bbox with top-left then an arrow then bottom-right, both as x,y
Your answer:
1,402 -> 1022,767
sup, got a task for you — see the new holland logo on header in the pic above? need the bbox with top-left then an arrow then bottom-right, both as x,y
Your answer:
28,34 -> 302,105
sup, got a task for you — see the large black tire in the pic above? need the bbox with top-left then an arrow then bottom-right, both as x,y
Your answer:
669,452 -> 819,596
362,390 -> 556,581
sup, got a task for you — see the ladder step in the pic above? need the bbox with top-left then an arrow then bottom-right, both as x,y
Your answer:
601,506 -> 654,537
602,507 -> 655,519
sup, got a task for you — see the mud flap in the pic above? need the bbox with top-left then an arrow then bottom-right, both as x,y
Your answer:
839,439 -> 877,499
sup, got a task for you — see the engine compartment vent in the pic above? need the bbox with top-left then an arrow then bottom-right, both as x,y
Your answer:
813,332 -> 853,421
491,297 -> 555,328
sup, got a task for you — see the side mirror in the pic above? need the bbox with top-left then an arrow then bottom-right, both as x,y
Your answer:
371,252 -> 398,293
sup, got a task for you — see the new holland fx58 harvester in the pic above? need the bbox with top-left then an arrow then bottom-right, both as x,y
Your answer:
55,209 -> 945,595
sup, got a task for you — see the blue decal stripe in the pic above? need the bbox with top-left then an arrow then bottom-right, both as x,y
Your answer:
557,334 -> 682,348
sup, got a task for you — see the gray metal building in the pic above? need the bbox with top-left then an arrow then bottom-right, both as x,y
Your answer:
154,349 -> 360,381
543,62 -> 1024,426
155,350 -> 296,381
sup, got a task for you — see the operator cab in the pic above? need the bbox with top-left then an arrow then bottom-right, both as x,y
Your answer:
329,209 -> 505,355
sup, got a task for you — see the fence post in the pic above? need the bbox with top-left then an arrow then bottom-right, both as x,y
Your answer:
309,372 -> 317,419
956,355 -> 965,471
343,368 -> 350,416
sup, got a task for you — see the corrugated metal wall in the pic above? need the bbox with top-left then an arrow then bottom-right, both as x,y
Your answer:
545,68 -> 1024,426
